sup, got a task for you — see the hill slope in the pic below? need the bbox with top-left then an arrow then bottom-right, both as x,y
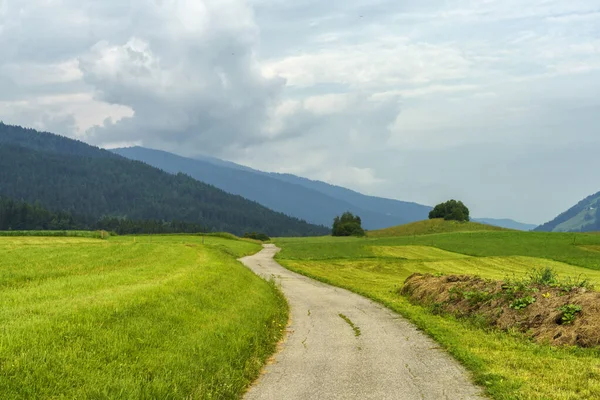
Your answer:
367,219 -> 509,238
535,191 -> 600,232
267,172 -> 432,224
0,123 -> 328,236
112,146 -> 432,229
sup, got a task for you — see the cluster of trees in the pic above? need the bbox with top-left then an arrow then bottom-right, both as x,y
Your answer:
0,197 -> 209,235
332,212 -> 365,237
96,217 -> 207,235
429,200 -> 470,222
243,232 -> 271,241
330,201 -> 471,238
0,197 -> 81,231
0,123 -> 330,237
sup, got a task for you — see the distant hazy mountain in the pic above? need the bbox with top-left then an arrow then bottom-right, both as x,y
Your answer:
0,123 -> 328,237
268,175 -> 539,231
268,173 -> 431,224
535,191 -> 600,232
112,147 -> 432,229
472,218 -> 537,231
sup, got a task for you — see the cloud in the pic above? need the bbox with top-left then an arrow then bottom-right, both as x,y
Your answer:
262,40 -> 471,89
1,107 -> 78,136
1,0 -> 599,224
547,11 -> 600,23
80,0 -> 285,155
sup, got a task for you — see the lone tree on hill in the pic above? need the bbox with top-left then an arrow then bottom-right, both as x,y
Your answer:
429,200 -> 470,222
332,212 -> 365,237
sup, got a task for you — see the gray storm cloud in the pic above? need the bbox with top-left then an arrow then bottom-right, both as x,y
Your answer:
81,0 -> 286,155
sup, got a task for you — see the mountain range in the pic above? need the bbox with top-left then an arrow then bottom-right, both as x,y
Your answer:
0,123 -> 328,236
471,218 -> 537,232
112,146 -> 432,230
0,122 -> 541,234
112,146 -> 537,231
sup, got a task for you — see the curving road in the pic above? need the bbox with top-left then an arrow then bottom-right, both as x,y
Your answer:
240,244 -> 484,400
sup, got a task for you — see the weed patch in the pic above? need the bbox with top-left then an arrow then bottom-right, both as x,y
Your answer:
558,304 -> 583,325
509,295 -> 536,310
338,313 -> 361,337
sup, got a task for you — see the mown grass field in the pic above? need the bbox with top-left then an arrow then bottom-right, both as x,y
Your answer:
274,227 -> 600,400
0,234 -> 286,399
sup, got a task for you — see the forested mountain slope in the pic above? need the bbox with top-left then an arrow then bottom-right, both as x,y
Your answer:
0,123 -> 117,158
535,191 -> 600,232
0,123 -> 328,236
268,172 -> 431,223
113,146 -> 430,229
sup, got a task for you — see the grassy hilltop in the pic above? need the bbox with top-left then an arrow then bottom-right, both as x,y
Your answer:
0,234 -> 286,399
367,218 -> 508,237
275,221 -> 600,400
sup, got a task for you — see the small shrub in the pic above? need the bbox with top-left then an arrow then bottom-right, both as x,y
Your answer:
448,286 -> 465,301
560,275 -> 593,291
528,267 -> 559,286
502,277 -> 536,300
509,295 -> 536,310
504,268 -> 592,297
244,232 -> 271,241
528,267 -> 593,292
557,304 -> 582,325
463,290 -> 494,306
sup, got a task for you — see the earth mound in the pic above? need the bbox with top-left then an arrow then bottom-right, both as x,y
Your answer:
401,272 -> 600,347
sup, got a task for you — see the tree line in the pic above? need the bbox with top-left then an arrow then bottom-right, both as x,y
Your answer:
0,197 -> 208,235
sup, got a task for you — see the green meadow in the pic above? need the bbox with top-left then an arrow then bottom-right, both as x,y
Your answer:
6,225 -> 600,399
0,235 -> 287,399
274,228 -> 600,400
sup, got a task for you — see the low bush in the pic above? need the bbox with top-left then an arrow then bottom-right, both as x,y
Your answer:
244,232 -> 271,241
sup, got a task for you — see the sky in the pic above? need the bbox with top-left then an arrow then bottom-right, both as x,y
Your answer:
1,0 -> 599,224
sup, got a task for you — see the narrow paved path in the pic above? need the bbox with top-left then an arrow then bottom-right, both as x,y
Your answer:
240,245 -> 484,400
